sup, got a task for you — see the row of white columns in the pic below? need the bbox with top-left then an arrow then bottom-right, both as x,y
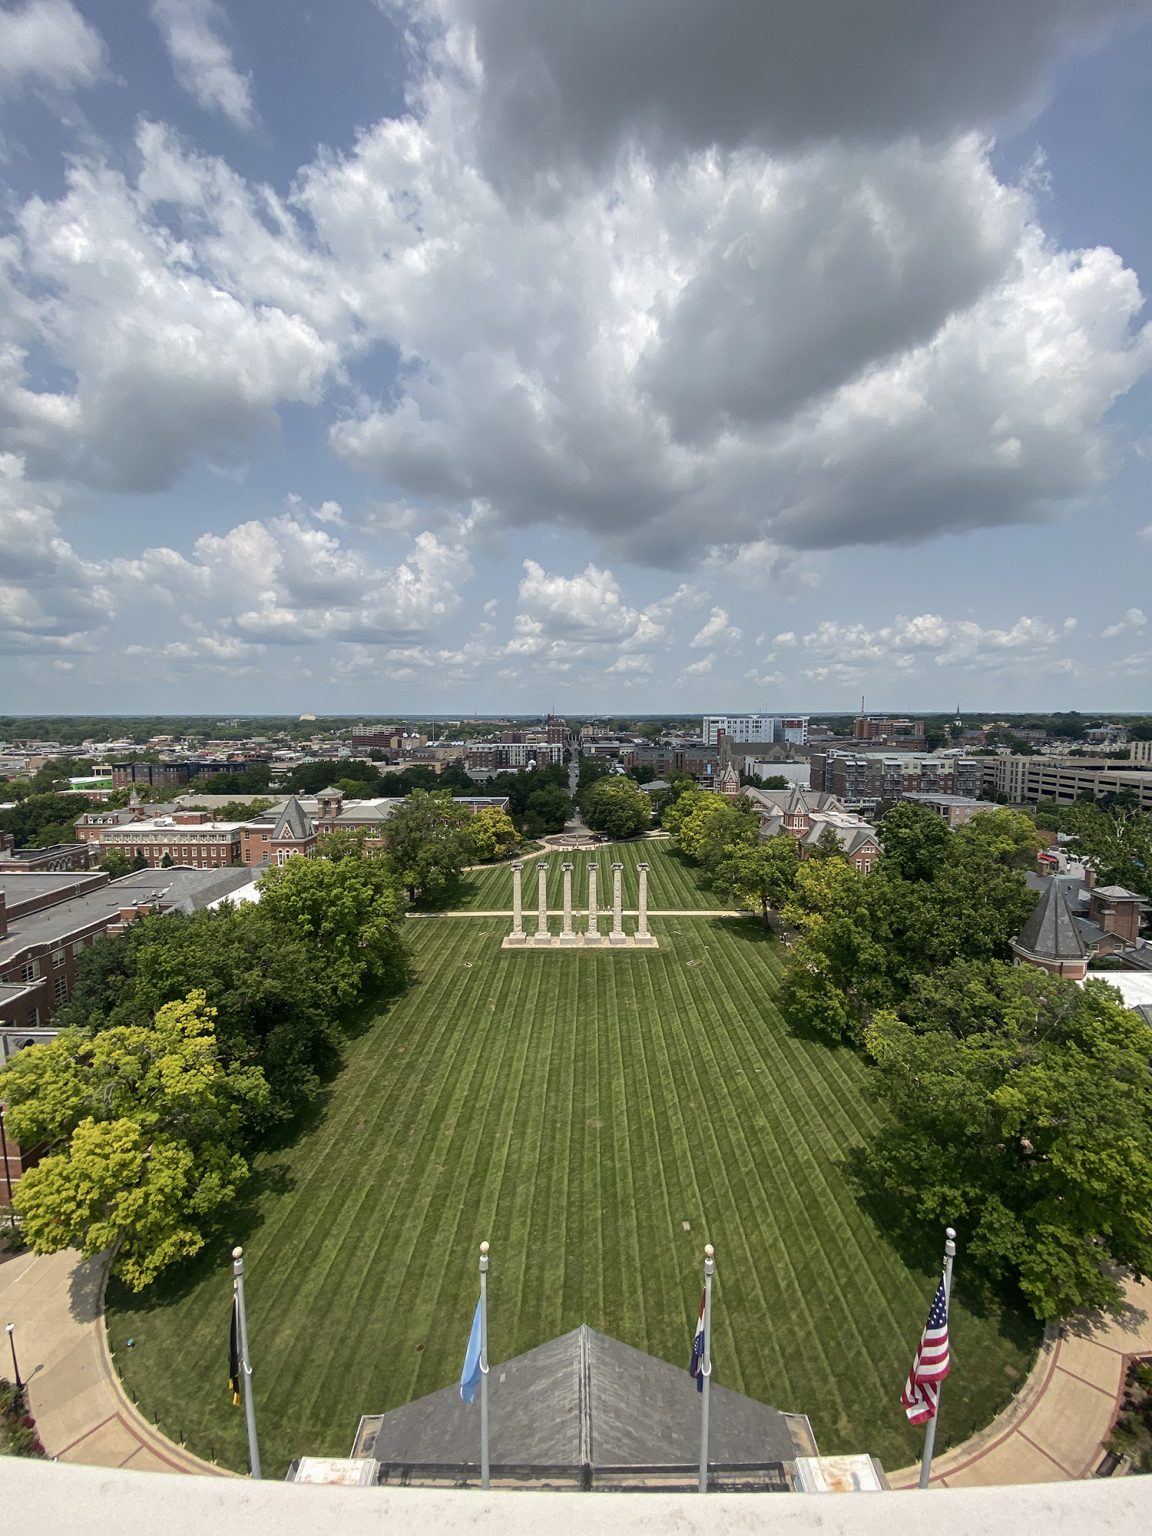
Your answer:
508,860 -> 653,945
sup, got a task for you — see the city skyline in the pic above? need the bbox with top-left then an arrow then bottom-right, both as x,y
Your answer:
2,2 -> 1152,713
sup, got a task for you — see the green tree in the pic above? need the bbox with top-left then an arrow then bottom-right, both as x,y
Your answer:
781,858 -> 878,1044
257,852 -> 408,1006
315,825 -> 373,861
467,806 -> 521,862
863,965 -> 1152,1319
521,785 -> 572,838
878,801 -> 953,882
953,807 -> 1041,871
577,755 -> 612,793
100,850 -> 132,881
0,992 -> 267,1289
666,790 -> 757,869
810,824 -> 848,861
711,834 -> 799,927
580,777 -> 651,840
0,793 -> 92,849
377,790 -> 475,901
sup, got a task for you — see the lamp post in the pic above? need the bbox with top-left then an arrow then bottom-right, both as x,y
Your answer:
5,1322 -> 22,1390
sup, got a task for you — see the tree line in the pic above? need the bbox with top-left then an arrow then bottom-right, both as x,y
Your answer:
0,791 -> 525,1288
665,794 -> 1152,1322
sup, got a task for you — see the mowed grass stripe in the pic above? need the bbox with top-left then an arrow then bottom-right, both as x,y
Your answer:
453,842 -> 724,914
107,913 -> 1037,1476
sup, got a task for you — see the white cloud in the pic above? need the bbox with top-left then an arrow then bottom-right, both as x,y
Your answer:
1100,607 -> 1146,639
785,610 -> 1071,687
678,654 -> 715,680
318,75 -> 1150,563
151,0 -> 255,129
2,125 -> 337,492
0,0 -> 105,93
514,559 -> 663,649
690,606 -> 742,651
0,453 -> 112,653
606,654 -> 653,676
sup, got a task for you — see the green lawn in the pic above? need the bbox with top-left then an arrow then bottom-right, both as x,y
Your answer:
107,905 -> 1037,1479
447,839 -> 727,912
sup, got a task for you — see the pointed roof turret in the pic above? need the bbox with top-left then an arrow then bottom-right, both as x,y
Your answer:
1012,880 -> 1086,970
272,794 -> 314,842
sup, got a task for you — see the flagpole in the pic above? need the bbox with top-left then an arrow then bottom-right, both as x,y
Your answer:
698,1243 -> 714,1494
232,1246 -> 262,1480
479,1240 -> 490,1491
918,1226 -> 956,1490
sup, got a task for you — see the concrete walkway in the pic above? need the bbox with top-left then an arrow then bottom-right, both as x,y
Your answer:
0,1243 -> 223,1475
890,1275 -> 1152,1488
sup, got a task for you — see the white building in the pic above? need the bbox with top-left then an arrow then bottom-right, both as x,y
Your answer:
702,714 -> 809,746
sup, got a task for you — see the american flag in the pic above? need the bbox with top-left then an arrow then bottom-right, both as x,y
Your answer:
902,1278 -> 950,1424
689,1290 -> 706,1392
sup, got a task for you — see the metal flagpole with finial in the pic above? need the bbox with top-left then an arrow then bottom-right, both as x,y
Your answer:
479,1241 -> 491,1490
918,1227 -> 956,1489
232,1246 -> 262,1479
699,1243 -> 714,1493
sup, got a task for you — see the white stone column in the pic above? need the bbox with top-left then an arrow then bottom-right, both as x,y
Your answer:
586,862 -> 600,944
533,861 -> 551,944
559,862 -> 577,943
636,861 -> 655,944
609,861 -> 626,944
509,861 -> 525,942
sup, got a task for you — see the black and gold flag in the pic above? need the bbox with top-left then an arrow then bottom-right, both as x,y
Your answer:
229,1293 -> 242,1406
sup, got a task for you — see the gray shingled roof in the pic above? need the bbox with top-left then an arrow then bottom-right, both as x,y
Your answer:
352,1326 -> 811,1470
272,795 -> 313,842
1014,880 -> 1086,963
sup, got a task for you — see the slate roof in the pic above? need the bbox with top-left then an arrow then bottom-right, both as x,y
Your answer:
1014,880 -> 1086,963
1093,884 -> 1144,902
352,1326 -> 812,1471
272,795 -> 313,842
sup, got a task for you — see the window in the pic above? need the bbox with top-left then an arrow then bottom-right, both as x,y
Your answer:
72,940 -> 86,957
20,959 -> 40,983
54,976 -> 69,1005
51,948 -> 65,970
27,1007 -> 39,1028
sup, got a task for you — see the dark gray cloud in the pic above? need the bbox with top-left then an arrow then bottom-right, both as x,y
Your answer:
408,0 -> 1140,190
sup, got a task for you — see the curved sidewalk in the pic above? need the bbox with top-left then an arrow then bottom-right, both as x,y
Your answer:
0,1243 -> 224,1475
890,1275 -> 1152,1488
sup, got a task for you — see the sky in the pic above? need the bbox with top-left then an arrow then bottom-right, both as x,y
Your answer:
2,1 -> 1152,717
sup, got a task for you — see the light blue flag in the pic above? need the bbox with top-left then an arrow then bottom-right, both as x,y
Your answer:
460,1298 -> 483,1404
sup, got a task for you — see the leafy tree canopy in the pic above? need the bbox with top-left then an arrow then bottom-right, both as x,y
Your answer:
376,789 -> 475,901
863,965 -> 1152,1320
580,776 -> 651,840
257,852 -> 409,1005
467,805 -> 521,862
1,992 -> 266,1289
710,834 -> 799,927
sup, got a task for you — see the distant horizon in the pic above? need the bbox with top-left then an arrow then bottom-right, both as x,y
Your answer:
1,708 -> 1149,724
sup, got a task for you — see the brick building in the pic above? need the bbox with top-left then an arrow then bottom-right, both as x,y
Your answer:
0,837 -> 93,872
810,752 -> 981,804
76,810 -> 244,868
240,796 -> 317,868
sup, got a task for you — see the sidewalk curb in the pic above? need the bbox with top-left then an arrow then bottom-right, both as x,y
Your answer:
94,1254 -> 233,1477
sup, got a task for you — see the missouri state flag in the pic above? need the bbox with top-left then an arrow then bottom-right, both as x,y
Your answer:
460,1298 -> 484,1405
902,1277 -> 950,1424
689,1291 -> 706,1393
